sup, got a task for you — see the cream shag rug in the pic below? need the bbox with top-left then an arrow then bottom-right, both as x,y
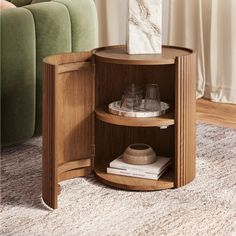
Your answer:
1,123 -> 236,236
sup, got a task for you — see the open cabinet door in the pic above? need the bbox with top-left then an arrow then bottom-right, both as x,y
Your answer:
42,52 -> 95,209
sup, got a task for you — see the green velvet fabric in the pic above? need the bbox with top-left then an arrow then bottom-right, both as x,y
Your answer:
1,0 -> 98,145
31,0 -> 50,4
10,0 -> 32,7
54,0 -> 98,52
1,8 -> 36,145
9,0 -> 50,6
25,2 -> 72,135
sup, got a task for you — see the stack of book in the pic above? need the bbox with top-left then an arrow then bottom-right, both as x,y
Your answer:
107,156 -> 171,180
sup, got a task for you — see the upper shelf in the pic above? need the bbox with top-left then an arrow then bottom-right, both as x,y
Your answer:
95,106 -> 175,127
94,45 -> 194,65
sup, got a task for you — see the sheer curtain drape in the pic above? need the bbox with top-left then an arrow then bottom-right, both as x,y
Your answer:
95,0 -> 236,104
94,0 -> 126,46
94,0 -> 170,46
168,0 -> 236,104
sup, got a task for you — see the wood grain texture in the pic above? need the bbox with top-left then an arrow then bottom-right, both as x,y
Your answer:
57,62 -> 91,74
197,99 -> 236,129
58,167 -> 91,182
95,120 -> 175,165
42,63 -> 58,209
42,52 -> 94,209
175,53 -> 197,187
95,163 -> 174,191
55,62 -> 94,165
58,159 -> 91,174
95,106 -> 175,127
93,47 -> 178,191
94,45 -> 192,65
94,62 -> 176,108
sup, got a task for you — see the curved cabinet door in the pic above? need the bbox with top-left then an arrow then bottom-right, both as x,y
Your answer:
42,52 -> 95,209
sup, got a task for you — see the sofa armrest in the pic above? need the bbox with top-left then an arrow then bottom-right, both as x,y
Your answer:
1,0 -> 98,145
25,0 -> 98,135
1,8 -> 36,145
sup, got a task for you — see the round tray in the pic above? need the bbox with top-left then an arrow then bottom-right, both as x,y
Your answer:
108,100 -> 170,118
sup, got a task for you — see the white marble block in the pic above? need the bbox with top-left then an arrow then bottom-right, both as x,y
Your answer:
127,0 -> 162,54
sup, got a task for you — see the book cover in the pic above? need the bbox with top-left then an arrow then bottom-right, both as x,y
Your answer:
107,166 -> 168,180
110,156 -> 171,175
109,161 -> 170,176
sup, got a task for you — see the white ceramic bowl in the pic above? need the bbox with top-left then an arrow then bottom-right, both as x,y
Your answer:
122,143 -> 157,165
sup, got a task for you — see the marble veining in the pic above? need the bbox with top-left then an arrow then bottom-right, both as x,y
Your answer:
127,0 -> 162,54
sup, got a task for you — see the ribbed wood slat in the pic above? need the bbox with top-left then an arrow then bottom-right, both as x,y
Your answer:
175,54 -> 196,187
42,63 -> 57,209
42,52 -> 94,209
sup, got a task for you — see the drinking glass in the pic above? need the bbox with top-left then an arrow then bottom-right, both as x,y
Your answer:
120,83 -> 143,111
144,84 -> 161,111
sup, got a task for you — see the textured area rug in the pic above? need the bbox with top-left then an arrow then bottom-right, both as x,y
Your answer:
1,123 -> 236,236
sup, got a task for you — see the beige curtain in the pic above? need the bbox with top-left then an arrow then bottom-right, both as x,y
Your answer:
94,0 -> 127,46
168,0 -> 236,104
95,0 -> 170,46
95,0 -> 236,103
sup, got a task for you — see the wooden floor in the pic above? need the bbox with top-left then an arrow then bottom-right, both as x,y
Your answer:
197,99 -> 236,129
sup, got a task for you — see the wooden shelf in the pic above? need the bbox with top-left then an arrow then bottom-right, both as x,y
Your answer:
95,163 -> 174,191
95,106 -> 175,127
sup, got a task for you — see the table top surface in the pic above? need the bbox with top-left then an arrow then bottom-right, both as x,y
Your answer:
94,45 -> 194,65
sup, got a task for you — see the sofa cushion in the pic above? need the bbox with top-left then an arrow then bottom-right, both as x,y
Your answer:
25,2 -> 72,134
10,0 -> 32,7
1,8 -> 36,145
1,0 -> 98,145
24,0 -> 98,135
31,0 -> 50,4
54,0 -> 98,52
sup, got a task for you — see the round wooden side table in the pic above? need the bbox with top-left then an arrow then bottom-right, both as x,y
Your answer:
43,46 -> 197,208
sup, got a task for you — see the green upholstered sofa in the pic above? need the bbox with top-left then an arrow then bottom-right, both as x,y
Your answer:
1,0 -> 98,146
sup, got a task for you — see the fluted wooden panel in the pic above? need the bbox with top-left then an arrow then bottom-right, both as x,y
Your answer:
175,53 -> 196,187
42,52 -> 94,209
42,63 -> 58,209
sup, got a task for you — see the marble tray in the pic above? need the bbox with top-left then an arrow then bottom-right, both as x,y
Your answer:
108,100 -> 169,118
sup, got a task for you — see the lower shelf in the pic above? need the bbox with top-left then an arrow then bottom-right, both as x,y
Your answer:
94,163 -> 174,191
